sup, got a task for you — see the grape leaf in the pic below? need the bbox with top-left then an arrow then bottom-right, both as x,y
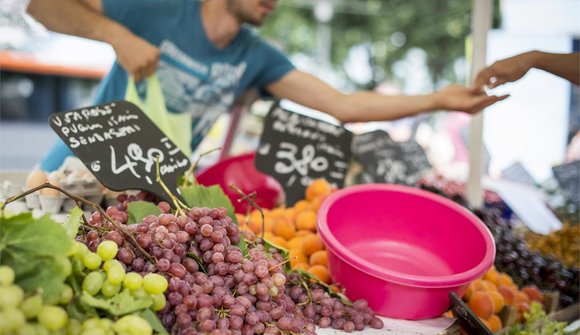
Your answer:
79,290 -> 153,316
0,213 -> 73,300
139,309 -> 169,335
294,269 -> 351,305
64,206 -> 84,238
179,185 -> 238,224
127,201 -> 161,224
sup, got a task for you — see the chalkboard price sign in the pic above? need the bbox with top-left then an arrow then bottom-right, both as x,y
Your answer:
49,101 -> 190,203
552,160 -> 580,206
255,107 -> 352,205
352,130 -> 431,186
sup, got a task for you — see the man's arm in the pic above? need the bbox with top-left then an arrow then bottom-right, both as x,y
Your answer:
27,0 -> 159,80
267,70 -> 506,123
475,51 -> 580,88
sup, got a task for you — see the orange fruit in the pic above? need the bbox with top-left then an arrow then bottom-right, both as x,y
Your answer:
521,286 -> 543,303
486,314 -> 502,332
296,210 -> 317,231
271,217 -> 296,240
308,195 -> 326,212
498,285 -> 516,305
293,262 -> 310,271
498,273 -> 514,286
514,291 -> 530,305
469,279 -> 488,293
293,200 -> 310,212
234,213 -> 247,226
468,291 -> 495,319
288,249 -> 308,268
484,266 -> 500,287
296,229 -> 311,237
308,265 -> 331,284
309,250 -> 328,266
282,208 -> 297,222
488,290 -> 505,313
305,178 -> 332,201
268,236 -> 288,249
477,316 -> 492,330
301,234 -> 324,256
287,236 -> 304,250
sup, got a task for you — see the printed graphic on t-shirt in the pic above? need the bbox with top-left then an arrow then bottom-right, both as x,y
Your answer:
157,40 -> 247,148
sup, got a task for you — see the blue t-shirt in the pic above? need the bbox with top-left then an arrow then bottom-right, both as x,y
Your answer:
40,0 -> 294,171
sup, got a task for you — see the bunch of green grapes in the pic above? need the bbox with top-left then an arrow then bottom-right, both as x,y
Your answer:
0,265 -> 70,334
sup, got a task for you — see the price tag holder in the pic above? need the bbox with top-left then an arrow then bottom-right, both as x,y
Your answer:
49,101 -> 190,203
552,160 -> 580,206
255,107 -> 352,205
352,130 -> 431,186
449,292 -> 494,335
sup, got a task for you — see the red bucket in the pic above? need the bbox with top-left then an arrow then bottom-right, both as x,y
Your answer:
196,152 -> 284,214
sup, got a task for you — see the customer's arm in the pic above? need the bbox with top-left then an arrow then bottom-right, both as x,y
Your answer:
27,0 -> 159,80
267,70 -> 507,123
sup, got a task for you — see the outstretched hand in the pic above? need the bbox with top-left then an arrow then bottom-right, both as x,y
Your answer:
435,84 -> 509,114
474,52 -> 534,90
112,33 -> 160,81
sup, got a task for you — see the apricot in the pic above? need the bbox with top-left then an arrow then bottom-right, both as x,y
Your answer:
468,291 -> 495,319
271,218 -> 296,240
301,234 -> 325,257
514,291 -> 530,305
521,285 -> 543,303
308,265 -> 331,284
296,210 -> 317,231
309,250 -> 328,266
486,314 -> 503,332
305,178 -> 332,201
498,285 -> 516,305
488,290 -> 505,313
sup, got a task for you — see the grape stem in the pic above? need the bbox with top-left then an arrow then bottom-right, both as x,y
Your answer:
0,182 -> 155,264
181,146 -> 222,187
228,184 -> 265,237
155,156 -> 189,216
268,256 -> 296,272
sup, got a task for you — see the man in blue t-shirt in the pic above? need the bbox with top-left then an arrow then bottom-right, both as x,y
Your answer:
27,0 -> 507,172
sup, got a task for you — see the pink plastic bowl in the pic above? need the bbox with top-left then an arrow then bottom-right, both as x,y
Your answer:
196,152 -> 284,214
317,184 -> 495,320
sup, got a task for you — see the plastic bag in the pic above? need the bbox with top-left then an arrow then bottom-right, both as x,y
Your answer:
125,75 -> 192,156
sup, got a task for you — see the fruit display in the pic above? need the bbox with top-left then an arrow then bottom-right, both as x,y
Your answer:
417,177 -> 580,309
1,181 -> 384,334
238,179 -> 335,285
0,210 -> 162,335
459,265 -> 546,333
525,224 -> 580,268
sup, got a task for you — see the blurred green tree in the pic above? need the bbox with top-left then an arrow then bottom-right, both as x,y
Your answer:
259,0 -> 500,90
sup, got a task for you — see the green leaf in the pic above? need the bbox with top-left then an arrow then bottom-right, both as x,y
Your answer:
263,238 -> 289,271
127,201 -> 161,224
0,213 -> 73,301
186,253 -> 207,274
139,309 -> 169,335
79,290 -> 153,316
179,185 -> 238,224
64,206 -> 84,239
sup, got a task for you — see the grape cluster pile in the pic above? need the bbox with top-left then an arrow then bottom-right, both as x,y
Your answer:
285,273 -> 384,332
82,193 -> 383,334
476,209 -> 580,308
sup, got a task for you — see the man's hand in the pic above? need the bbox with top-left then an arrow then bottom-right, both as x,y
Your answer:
435,84 -> 509,114
112,33 -> 160,81
474,52 -> 536,89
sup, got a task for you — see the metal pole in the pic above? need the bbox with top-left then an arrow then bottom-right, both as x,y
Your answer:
466,0 -> 493,208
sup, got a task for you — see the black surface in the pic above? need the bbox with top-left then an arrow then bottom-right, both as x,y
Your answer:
49,100 -> 190,203
449,292 -> 494,335
255,107 -> 352,205
552,160 -> 580,206
352,130 -> 431,185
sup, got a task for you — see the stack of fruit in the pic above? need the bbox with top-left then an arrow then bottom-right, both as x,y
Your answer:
458,266 -> 545,333
237,179 -> 336,285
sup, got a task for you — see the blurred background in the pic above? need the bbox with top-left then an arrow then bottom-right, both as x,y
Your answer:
1,0 -> 579,186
